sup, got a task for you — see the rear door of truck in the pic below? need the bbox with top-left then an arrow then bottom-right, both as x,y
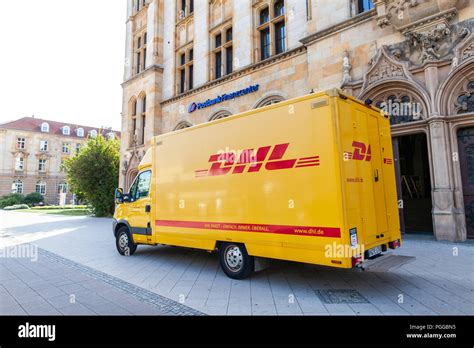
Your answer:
366,111 -> 389,237
336,97 -> 388,248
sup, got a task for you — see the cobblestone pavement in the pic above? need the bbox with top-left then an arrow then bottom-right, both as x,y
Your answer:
1,211 -> 473,315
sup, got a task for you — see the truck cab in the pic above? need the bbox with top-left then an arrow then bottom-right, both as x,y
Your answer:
113,149 -> 152,255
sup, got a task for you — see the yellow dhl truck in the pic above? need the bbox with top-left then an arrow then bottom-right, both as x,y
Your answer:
113,89 -> 401,279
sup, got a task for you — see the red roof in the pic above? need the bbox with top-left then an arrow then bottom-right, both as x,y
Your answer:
0,117 -> 120,139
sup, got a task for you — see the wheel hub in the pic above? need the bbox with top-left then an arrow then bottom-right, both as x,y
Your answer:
225,246 -> 243,271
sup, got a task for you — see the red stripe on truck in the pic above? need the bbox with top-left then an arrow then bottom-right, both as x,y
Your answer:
155,220 -> 341,238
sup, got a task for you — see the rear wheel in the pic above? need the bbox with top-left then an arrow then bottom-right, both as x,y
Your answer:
219,243 -> 254,279
115,226 -> 137,256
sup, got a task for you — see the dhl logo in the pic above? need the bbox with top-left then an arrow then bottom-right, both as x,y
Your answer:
344,141 -> 372,162
195,143 -> 320,177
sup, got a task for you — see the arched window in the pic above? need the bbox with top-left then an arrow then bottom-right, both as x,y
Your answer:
41,122 -> 49,133
174,121 -> 192,131
373,92 -> 424,125
254,94 -> 285,109
62,126 -> 70,135
58,183 -> 68,194
76,128 -> 84,137
90,130 -> 98,138
12,180 -> 23,194
36,181 -> 46,195
455,80 -> 474,115
209,110 -> 232,121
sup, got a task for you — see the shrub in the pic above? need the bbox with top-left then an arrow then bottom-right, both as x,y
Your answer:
3,204 -> 30,211
24,192 -> 45,206
0,194 -> 25,209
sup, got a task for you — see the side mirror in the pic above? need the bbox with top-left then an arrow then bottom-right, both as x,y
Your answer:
115,188 -> 124,204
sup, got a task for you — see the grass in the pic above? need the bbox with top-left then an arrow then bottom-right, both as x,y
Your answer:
19,207 -> 91,216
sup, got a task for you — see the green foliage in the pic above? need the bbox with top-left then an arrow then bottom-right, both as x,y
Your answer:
24,192 -> 44,206
3,204 -> 30,211
62,134 -> 120,217
0,193 -> 25,209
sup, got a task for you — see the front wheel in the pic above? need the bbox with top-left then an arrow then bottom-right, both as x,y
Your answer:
116,227 -> 137,256
219,243 -> 254,279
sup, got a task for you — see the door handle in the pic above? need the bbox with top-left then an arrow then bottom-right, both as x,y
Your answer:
374,169 -> 379,182
145,205 -> 151,213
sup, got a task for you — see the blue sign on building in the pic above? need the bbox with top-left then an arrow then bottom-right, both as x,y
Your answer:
188,84 -> 260,113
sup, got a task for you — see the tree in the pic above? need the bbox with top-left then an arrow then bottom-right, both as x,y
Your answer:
62,134 -> 120,217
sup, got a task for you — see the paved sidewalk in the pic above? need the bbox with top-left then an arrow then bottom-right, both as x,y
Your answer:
0,246 -> 202,315
1,211 -> 473,315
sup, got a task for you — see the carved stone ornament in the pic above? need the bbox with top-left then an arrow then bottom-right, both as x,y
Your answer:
384,19 -> 473,67
375,0 -> 458,31
362,47 -> 411,91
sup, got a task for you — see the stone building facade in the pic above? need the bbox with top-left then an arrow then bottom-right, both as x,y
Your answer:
0,117 -> 119,205
120,0 -> 474,242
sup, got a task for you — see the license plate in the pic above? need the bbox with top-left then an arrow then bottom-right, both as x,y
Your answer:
367,245 -> 382,258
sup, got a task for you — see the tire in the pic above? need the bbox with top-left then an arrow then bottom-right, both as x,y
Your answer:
115,226 -> 137,256
219,243 -> 254,279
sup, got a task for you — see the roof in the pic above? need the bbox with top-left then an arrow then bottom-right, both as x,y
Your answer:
0,117 -> 120,139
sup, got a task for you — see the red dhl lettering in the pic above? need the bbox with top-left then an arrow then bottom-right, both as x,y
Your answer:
195,143 -> 320,177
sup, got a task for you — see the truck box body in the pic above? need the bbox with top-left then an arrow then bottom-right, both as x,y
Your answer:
114,89 -> 401,271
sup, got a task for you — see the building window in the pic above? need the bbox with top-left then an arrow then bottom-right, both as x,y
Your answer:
456,80 -> 474,114
58,183 -> 68,194
76,128 -> 84,137
12,180 -> 23,194
15,156 -> 24,171
40,140 -> 48,152
90,130 -> 98,138
41,122 -> 49,133
177,47 -> 194,94
62,126 -> 70,135
38,159 -> 47,172
256,1 -> 286,61
36,181 -> 46,195
76,143 -> 81,153
260,27 -> 271,60
274,21 -> 286,54
357,0 -> 373,14
62,143 -> 70,154
134,32 -> 147,74
178,0 -> 194,19
211,27 -> 233,80
260,7 -> 269,25
140,96 -> 146,145
17,138 -> 26,149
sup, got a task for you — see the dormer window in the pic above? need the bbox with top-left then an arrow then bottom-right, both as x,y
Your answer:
90,130 -> 98,138
41,122 -> 49,133
107,132 -> 116,140
62,126 -> 70,135
76,128 -> 84,137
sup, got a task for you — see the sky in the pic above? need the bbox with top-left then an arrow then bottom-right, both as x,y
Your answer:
0,0 -> 126,131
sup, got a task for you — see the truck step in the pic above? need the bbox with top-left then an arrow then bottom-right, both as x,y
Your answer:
363,253 -> 415,272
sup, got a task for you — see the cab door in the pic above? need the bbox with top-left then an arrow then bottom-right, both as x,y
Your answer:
127,170 -> 152,243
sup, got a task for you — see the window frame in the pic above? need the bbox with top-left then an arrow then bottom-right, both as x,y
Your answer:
177,46 -> 194,94
36,181 -> 46,195
38,158 -> 47,172
255,1 -> 287,62
12,180 -> 23,194
41,123 -> 49,133
62,126 -> 70,136
15,155 -> 24,171
211,25 -> 233,80
128,170 -> 152,202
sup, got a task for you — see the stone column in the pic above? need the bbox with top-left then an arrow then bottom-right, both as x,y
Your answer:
425,65 -> 460,241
